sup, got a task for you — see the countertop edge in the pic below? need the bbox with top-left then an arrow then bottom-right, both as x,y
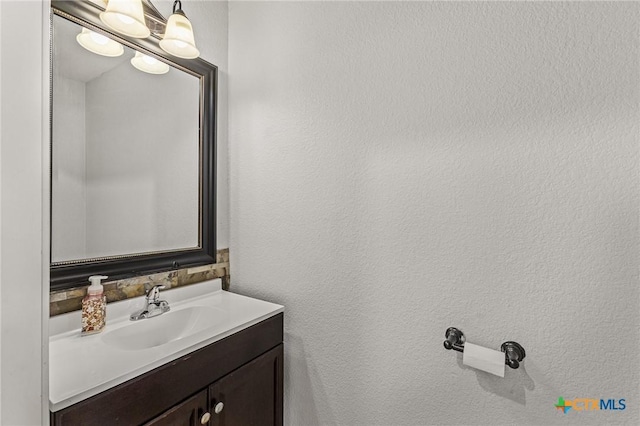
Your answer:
49,305 -> 284,412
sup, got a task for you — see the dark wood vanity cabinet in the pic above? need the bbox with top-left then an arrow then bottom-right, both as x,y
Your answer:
144,389 -> 209,426
147,345 -> 283,426
51,314 -> 283,426
208,344 -> 283,426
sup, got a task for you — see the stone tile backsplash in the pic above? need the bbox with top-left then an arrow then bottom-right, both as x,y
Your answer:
50,248 -> 230,316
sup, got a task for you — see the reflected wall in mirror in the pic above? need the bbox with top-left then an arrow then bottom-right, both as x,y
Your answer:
51,0 -> 216,290
52,14 -> 199,262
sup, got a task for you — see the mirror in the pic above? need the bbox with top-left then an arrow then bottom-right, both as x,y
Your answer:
51,0 -> 217,290
52,14 -> 200,262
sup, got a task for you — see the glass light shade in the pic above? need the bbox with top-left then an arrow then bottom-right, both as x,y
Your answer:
76,28 -> 124,57
130,51 -> 170,74
159,12 -> 199,59
100,0 -> 150,39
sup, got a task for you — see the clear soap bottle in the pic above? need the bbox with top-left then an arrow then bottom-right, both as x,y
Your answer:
81,275 -> 108,335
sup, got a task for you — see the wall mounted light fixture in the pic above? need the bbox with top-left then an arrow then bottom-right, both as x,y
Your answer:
100,0 -> 150,39
96,0 -> 200,59
76,27 -> 124,57
159,0 -> 200,59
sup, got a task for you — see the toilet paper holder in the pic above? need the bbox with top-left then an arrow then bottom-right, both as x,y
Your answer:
443,327 -> 526,369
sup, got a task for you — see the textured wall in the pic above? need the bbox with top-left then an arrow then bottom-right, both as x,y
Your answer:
229,2 -> 639,425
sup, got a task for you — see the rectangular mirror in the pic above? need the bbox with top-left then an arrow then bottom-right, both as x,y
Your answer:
51,0 -> 217,290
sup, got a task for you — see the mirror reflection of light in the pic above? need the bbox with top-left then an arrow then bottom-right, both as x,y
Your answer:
76,28 -> 124,57
130,51 -> 170,75
89,31 -> 109,46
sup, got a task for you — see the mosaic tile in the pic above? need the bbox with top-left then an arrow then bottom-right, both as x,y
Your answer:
66,287 -> 88,299
50,297 -> 83,316
216,248 -> 229,263
120,283 -> 146,298
50,292 -> 67,303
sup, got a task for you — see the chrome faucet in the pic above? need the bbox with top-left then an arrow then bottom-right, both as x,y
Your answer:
130,285 -> 171,320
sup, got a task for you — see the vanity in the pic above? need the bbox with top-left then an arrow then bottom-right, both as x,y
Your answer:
49,280 -> 284,425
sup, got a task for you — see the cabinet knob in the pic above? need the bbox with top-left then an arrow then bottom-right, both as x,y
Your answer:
214,402 -> 224,414
200,412 -> 211,424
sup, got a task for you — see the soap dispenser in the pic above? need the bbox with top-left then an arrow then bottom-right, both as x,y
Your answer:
81,275 -> 108,335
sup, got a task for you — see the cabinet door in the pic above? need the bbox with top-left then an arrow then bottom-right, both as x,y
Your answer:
209,344 -> 283,426
144,389 -> 210,426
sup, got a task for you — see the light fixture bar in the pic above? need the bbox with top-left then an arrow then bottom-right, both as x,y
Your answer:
92,0 -> 201,60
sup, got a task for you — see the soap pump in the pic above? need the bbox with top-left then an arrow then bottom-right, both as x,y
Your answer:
81,275 -> 108,335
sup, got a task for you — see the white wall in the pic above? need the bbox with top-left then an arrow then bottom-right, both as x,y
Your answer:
0,1 -> 47,424
0,2 -> 3,417
229,2 -> 639,425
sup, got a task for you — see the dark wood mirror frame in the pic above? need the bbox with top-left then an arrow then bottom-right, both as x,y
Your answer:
50,0 -> 217,291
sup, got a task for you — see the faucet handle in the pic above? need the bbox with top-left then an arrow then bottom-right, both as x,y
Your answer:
146,285 -> 166,301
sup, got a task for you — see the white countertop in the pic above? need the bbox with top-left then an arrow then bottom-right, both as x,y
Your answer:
49,279 -> 284,412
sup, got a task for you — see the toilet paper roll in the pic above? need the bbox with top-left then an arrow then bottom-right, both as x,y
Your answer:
462,342 -> 505,377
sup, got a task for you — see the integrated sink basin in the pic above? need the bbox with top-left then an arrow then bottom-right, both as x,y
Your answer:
102,306 -> 223,350
49,279 -> 284,411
